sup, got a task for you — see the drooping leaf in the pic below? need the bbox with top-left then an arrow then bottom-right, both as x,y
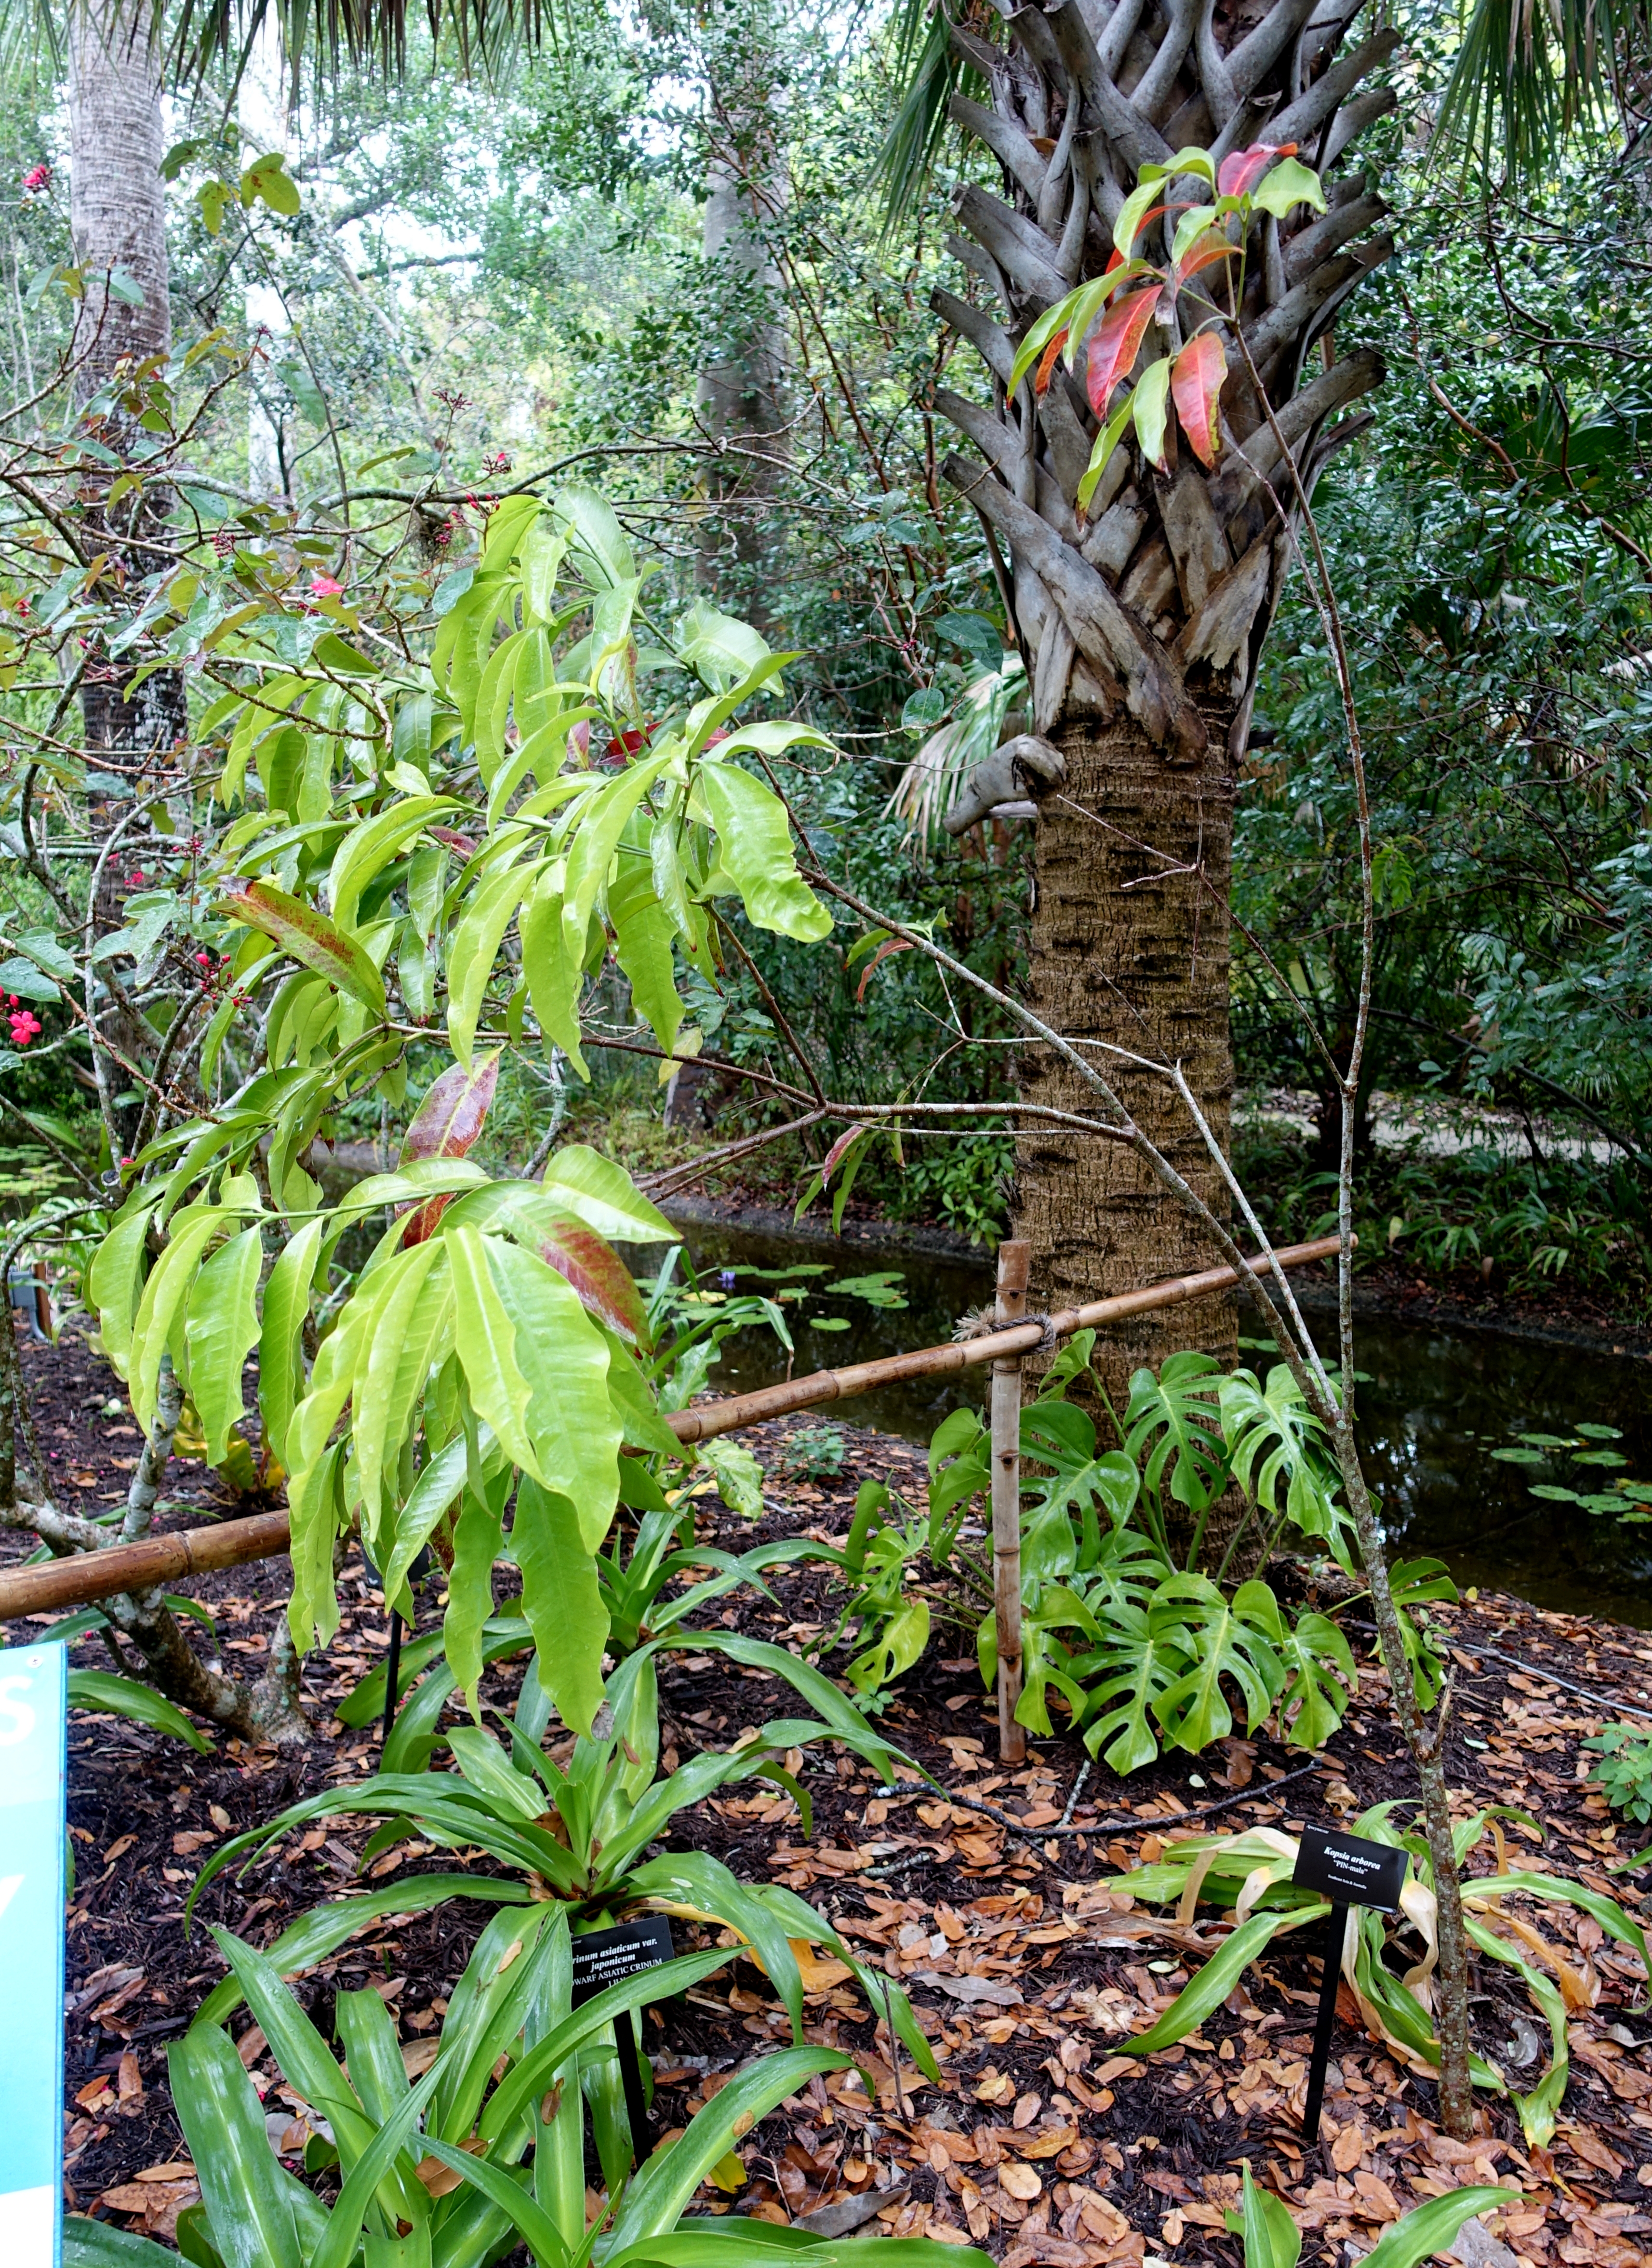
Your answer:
1171,332 -> 1227,468
697,760 -> 833,942
216,878 -> 385,1015
67,1669 -> 213,1752
183,1225 -> 263,1465
1359,2192 -> 1518,2268
537,1213 -> 651,1346
1085,287 -> 1163,415
1132,355 -> 1174,472
1077,392 -> 1138,515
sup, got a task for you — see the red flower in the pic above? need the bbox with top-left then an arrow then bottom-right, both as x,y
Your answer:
7,1009 -> 40,1046
22,164 -> 50,193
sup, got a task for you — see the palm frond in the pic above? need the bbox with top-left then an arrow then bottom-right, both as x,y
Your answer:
870,0 -> 975,239
1433,0 -> 1651,173
887,653 -> 1023,853
167,0 -> 552,96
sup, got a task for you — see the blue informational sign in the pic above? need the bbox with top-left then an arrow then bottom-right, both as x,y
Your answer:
0,1642 -> 67,2265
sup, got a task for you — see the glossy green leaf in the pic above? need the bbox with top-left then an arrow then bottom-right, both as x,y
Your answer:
166,2020 -> 318,2268
514,1474 -> 610,1737
1131,354 -> 1174,472
191,1875 -> 533,2028
184,1225 -> 263,1464
539,1145 -> 674,1243
1251,155 -> 1327,220
1123,1906 -> 1321,2052
697,760 -> 833,942
1239,2163 -> 1302,2268
257,1216 -> 322,1471
129,1209 -> 222,1431
607,2047 -> 850,2247
67,1669 -> 213,1752
1360,2191 -> 1516,2268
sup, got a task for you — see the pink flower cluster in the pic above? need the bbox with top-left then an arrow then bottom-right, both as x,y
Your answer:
6,993 -> 40,1046
22,164 -> 50,194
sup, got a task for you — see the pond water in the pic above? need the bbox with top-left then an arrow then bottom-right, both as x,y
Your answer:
649,1215 -> 1652,1630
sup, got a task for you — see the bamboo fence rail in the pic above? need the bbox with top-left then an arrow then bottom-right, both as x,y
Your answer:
0,1232 -> 1344,1733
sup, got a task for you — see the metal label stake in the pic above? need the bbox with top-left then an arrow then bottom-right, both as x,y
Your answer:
1290,1824 -> 1408,2140
1301,1898 -> 1349,2142
572,1917 -> 675,2166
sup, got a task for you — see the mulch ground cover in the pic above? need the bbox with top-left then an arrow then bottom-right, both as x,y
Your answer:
10,1312 -> 1652,2267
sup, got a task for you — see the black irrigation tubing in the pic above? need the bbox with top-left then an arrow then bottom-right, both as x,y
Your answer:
1465,1642 -> 1652,1727
873,1759 -> 1325,1849
1342,1618 -> 1652,1726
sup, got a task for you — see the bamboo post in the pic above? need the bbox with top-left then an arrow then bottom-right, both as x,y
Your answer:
991,1239 -> 1030,1764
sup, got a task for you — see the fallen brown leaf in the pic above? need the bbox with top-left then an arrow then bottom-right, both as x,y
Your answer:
1330,2122 -> 1366,2174
1563,2123 -> 1627,2178
998,2161 -> 1041,2201
1018,2123 -> 1080,2161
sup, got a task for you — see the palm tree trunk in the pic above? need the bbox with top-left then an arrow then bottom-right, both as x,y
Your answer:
931,0 -> 1395,1405
1014,702 -> 1238,1412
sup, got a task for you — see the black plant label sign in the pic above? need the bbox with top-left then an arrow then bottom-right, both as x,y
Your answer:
571,1915 -> 676,2006
1292,1825 -> 1407,1913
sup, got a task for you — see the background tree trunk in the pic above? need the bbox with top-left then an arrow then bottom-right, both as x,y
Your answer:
695,5 -> 790,629
67,2 -> 187,759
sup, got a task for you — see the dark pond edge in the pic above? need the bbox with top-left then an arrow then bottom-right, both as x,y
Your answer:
658,1190 -> 991,1269
659,1192 -> 1652,1365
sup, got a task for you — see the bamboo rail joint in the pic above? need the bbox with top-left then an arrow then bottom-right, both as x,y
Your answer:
0,1235 -> 1345,1622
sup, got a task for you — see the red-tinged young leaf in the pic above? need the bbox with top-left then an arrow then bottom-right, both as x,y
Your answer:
429,825 -> 478,860
538,1214 -> 651,1346
402,1191 -> 455,1247
400,1053 -> 501,1166
216,877 -> 385,1014
821,1125 -> 867,1188
1086,287 -> 1163,415
1033,329 -> 1069,397
1171,332 -> 1227,468
400,1053 -> 501,1245
855,938 -> 914,1001
1216,140 -> 1297,198
1173,231 -> 1242,292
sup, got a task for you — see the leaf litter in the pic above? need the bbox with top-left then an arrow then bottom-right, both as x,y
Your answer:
9,1321 -> 1652,2264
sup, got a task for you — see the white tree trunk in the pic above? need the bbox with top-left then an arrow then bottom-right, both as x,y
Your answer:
67,3 -> 171,384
